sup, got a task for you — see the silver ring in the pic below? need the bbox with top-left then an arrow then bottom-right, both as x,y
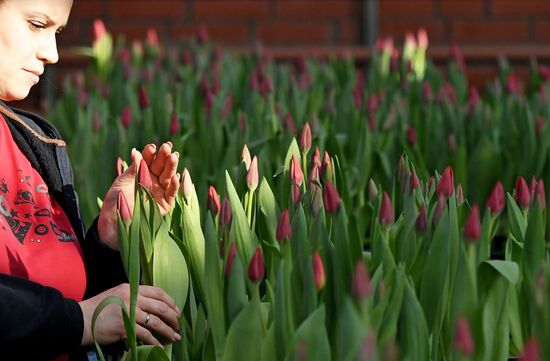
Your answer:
144,313 -> 151,325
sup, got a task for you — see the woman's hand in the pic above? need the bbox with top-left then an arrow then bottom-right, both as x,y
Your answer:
79,283 -> 181,347
98,142 -> 180,249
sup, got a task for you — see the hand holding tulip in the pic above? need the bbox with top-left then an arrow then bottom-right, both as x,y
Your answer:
98,142 -> 180,249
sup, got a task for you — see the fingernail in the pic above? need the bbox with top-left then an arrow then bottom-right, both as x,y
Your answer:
149,143 -> 156,150
174,151 -> 180,158
167,141 -> 173,148
174,332 -> 181,341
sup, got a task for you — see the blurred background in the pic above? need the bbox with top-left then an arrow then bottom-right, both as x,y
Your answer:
17,0 -> 550,110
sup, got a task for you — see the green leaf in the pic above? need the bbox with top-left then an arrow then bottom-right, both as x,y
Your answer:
506,193 -> 527,242
398,280 -> 429,361
285,305 -> 330,361
223,297 -> 264,361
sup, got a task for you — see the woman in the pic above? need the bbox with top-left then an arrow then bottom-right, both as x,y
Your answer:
0,0 -> 182,359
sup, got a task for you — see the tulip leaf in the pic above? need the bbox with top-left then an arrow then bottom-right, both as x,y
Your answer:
226,251 -> 247,324
136,345 -> 171,361
283,138 -> 301,173
397,279 -> 429,361
285,305 -> 330,361
258,177 -> 281,251
223,296 -> 264,361
261,325 -> 277,361
335,297 -> 366,361
378,265 -> 406,344
522,201 -> 545,279
506,193 -> 527,242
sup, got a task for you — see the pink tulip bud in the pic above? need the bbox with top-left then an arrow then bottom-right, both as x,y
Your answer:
138,159 -> 152,190
117,191 -> 132,223
290,155 -> 304,187
196,24 -> 209,44
464,204 -> 480,241
535,179 -> 546,209
299,122 -> 312,154
169,111 -> 180,136
406,125 -> 417,146
415,204 -> 427,232
308,163 -> 320,189
207,186 -> 221,215
467,87 -> 479,116
321,151 -> 332,181
409,172 -> 420,195
417,28 -> 429,49
120,105 -> 132,129
138,85 -> 150,109
146,27 -> 159,47
450,41 -> 465,71
248,247 -> 265,283
181,168 -> 193,200
292,183 -> 302,206
378,192 -> 394,225
487,182 -> 505,215
454,317 -> 474,356
530,176 -> 538,200
405,32 -> 417,50
220,197 -> 232,227
311,252 -> 326,291
93,19 -> 107,44
247,156 -> 259,192
323,181 -> 341,214
310,146 -> 321,169
284,112 -> 296,134
507,72 -> 522,95
241,144 -> 251,170
276,209 -> 291,243
352,260 -> 372,300
224,242 -> 237,277
116,157 -> 124,177
515,176 -> 531,208
436,166 -> 455,198
521,337 -> 540,361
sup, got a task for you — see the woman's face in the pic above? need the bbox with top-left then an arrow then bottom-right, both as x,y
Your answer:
0,0 -> 72,101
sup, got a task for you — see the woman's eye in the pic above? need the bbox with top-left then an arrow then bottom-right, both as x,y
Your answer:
29,21 -> 45,30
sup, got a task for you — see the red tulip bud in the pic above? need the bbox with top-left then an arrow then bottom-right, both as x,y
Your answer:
515,176 -> 531,208
436,166 -> 455,198
323,181 -> 341,214
138,159 -> 152,190
292,183 -> 302,206
92,19 -> 107,44
535,179 -> 546,209
507,71 -> 522,94
138,85 -> 150,109
196,24 -> 209,44
454,317 -> 474,356
299,122 -> 312,154
308,163 -> 320,189
220,197 -> 232,227
487,182 -> 505,215
409,172 -> 420,194
434,194 -> 447,224
406,125 -> 417,146
248,247 -> 265,283
290,155 -> 304,186
246,156 -> 259,192
207,186 -> 221,215
464,204 -> 480,241
116,157 -> 124,177
120,105 -> 132,129
352,260 -> 372,300
411,207 -> 424,235
276,209 -> 291,243
530,176 -> 538,200
224,242 -> 237,277
146,27 -> 159,47
310,146 -> 321,169
521,337 -> 540,361
378,192 -> 394,225
169,111 -> 180,136
311,252 -> 326,291
117,191 -> 132,223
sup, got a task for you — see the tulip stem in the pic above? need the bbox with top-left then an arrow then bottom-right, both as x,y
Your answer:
246,190 -> 254,226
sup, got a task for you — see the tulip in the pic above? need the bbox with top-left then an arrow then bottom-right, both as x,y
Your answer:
507,71 -> 522,94
530,176 -> 537,200
169,111 -> 180,136
181,168 -> 193,201
146,27 -> 159,47
321,151 -> 332,181
450,41 -> 465,71
292,183 -> 301,206
323,181 -> 341,214
535,179 -> 546,209
116,157 -> 124,177
456,183 -> 464,206
290,155 -> 304,187
378,192 -> 394,225
220,197 -> 232,227
434,194 -> 446,224
246,156 -> 259,192
310,146 -> 321,169
138,85 -> 150,109
241,144 -> 251,171
515,176 -> 531,209
487,182 -> 505,215
120,105 -> 132,129
138,159 -> 152,190
352,260 -> 372,300
299,122 -> 312,154
311,252 -> 326,291
276,209 -> 291,243
409,172 -> 420,194
415,204 -> 427,232
436,166 -> 454,198
308,163 -> 320,189
464,204 -> 480,241
224,242 -> 237,277
467,87 -> 479,116
117,191 -> 132,224
248,247 -> 265,283
368,178 -> 378,203
454,317 -> 474,356
206,186 -> 221,215
521,337 -> 539,361
406,125 -> 417,146
196,24 -> 209,44
417,28 -> 428,49
92,19 -> 107,44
